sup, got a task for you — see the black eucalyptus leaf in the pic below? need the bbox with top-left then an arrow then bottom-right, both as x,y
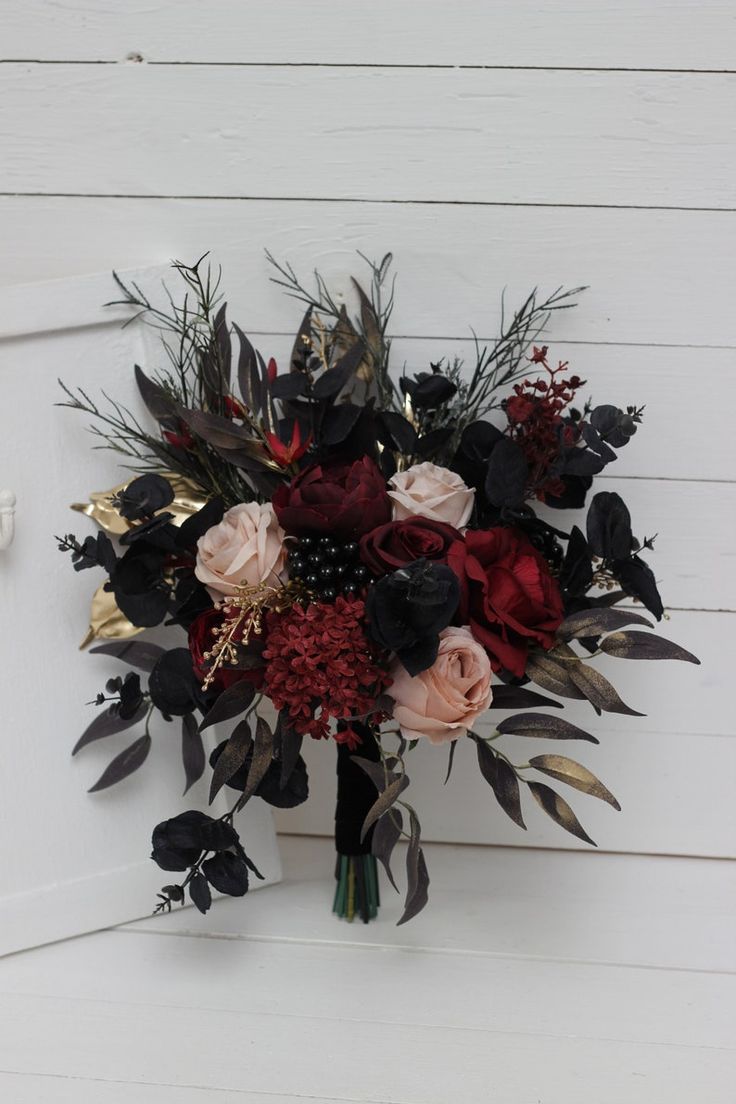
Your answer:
90,640 -> 165,673
586,492 -> 633,561
371,808 -> 403,893
181,713 -> 206,795
613,556 -> 664,620
487,684 -> 564,711
87,732 -> 151,793
208,720 -> 252,804
72,701 -> 147,755
557,606 -> 653,641
189,872 -> 212,914
202,851 -> 249,897
470,734 -> 526,829
599,630 -> 699,664
527,781 -> 596,846
199,681 -> 256,733
177,496 -> 225,550
497,712 -> 599,743
270,373 -> 308,400
485,438 -> 528,508
113,474 -> 174,521
376,410 -> 418,454
397,809 -> 430,926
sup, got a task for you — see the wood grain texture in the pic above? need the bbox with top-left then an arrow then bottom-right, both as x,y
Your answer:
4,1 -> 736,70
2,64 -> 734,208
1,197 -> 734,349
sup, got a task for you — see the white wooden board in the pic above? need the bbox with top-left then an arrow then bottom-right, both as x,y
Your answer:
4,1 -> 736,70
0,838 -> 733,1104
0,269 -> 281,956
2,64 -> 734,209
1,199 -> 734,349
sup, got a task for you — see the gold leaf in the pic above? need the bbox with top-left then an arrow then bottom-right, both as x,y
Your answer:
79,584 -> 143,649
527,781 -> 596,846
71,472 -> 208,536
528,754 -> 621,810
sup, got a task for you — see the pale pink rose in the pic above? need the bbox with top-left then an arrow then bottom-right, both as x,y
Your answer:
389,626 -> 493,744
388,462 -> 474,529
195,502 -> 287,599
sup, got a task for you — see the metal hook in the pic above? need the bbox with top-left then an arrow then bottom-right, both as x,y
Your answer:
0,490 -> 16,550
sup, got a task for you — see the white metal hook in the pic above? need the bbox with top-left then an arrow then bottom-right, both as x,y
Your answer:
0,490 -> 16,550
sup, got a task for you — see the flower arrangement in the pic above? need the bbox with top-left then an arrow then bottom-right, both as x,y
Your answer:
58,254 -> 698,925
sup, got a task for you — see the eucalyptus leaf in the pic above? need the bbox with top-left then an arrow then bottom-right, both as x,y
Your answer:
72,702 -> 147,756
88,733 -> 152,793
360,774 -> 410,843
181,713 -> 206,795
238,716 -> 274,806
528,754 -> 620,809
600,631 -> 699,664
497,712 -> 599,743
471,735 -> 526,829
557,607 -> 652,642
371,808 -> 403,893
569,662 -> 645,716
90,640 -> 165,673
397,810 -> 430,926
526,653 -> 587,701
527,781 -> 596,846
208,719 -> 252,804
487,684 -> 564,711
199,681 -> 256,733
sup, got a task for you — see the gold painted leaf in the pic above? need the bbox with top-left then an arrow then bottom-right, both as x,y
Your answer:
528,754 -> 621,810
71,472 -> 207,536
79,584 -> 143,649
527,781 -> 596,846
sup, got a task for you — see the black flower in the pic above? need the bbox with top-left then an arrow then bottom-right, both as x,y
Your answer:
365,558 -> 460,676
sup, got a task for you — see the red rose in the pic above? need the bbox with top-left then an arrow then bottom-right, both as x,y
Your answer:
359,517 -> 460,576
188,607 -> 265,692
447,528 -> 564,677
273,456 -> 391,538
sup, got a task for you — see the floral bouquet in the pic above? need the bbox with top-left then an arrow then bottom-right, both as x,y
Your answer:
58,254 -> 698,924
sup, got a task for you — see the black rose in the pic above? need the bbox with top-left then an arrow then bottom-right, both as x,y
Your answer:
365,558 -> 460,676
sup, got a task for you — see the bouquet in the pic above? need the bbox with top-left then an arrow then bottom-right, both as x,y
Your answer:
58,253 -> 698,925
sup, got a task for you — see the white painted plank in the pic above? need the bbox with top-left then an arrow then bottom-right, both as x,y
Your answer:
4,1 -> 736,69
2,929 -> 733,1050
133,835 -> 736,974
1,198 -> 733,348
0,990 -> 732,1103
0,1074 -> 317,1104
3,65 -> 734,208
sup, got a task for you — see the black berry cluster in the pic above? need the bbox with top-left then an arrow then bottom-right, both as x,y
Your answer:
287,535 -> 372,602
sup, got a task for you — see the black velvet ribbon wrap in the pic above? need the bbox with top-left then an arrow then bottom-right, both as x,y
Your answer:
334,723 -> 380,855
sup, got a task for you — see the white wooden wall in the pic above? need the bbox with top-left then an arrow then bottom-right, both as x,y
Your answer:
1,2 -> 733,860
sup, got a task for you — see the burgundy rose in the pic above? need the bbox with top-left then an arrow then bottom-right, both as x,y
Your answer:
273,457 -> 391,538
188,607 -> 265,692
447,528 -> 564,677
359,517 -> 460,576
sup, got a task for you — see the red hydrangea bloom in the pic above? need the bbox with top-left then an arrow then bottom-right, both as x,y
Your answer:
262,595 -> 391,740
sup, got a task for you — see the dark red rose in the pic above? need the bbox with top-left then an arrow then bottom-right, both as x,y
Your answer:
359,517 -> 460,576
273,456 -> 391,538
188,607 -> 265,692
447,528 -> 564,677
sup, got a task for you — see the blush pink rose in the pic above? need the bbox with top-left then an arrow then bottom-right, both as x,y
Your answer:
388,626 -> 493,744
388,462 -> 475,529
195,502 -> 287,599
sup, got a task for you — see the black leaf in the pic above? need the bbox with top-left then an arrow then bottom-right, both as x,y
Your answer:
322,402 -> 363,445
599,630 -> 699,664
277,715 -> 303,790
189,872 -> 212,914
181,713 -> 206,795
135,364 -> 179,422
199,681 -> 256,733
586,492 -> 633,561
471,734 -> 526,829
234,323 -> 262,414
209,720 -> 252,804
497,712 -> 599,743
371,808 -> 403,892
377,411 -> 418,454
202,852 -> 250,897
90,640 -> 165,673
72,702 -> 147,755
487,684 -> 563,711
88,733 -> 151,793
613,556 -> 664,620
485,438 -> 528,508
397,809 -> 430,926
270,373 -> 308,400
